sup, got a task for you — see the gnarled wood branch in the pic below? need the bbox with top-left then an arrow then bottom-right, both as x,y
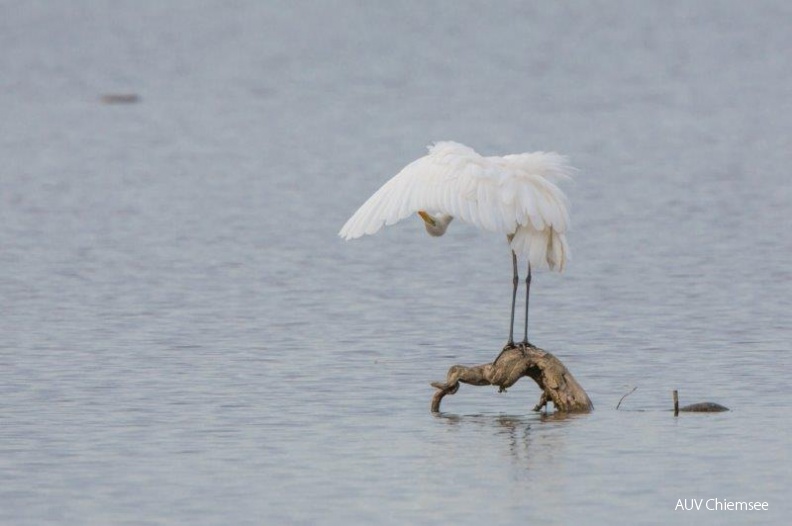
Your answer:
431,343 -> 593,413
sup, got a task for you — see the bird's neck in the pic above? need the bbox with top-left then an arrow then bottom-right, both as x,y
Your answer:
425,214 -> 454,237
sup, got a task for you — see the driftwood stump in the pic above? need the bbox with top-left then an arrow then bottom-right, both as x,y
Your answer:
431,343 -> 593,413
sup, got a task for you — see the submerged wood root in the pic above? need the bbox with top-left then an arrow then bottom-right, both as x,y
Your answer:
431,343 -> 593,413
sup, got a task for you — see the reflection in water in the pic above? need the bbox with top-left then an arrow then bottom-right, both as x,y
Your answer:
433,411 -> 590,470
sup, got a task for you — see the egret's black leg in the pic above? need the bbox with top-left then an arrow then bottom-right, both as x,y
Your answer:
508,250 -> 518,346
495,252 -> 519,367
521,263 -> 532,346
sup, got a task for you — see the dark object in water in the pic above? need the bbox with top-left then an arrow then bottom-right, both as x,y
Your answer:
100,93 -> 140,104
674,390 -> 728,415
679,402 -> 729,413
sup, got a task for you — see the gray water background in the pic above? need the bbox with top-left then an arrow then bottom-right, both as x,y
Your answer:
1,1 -> 790,524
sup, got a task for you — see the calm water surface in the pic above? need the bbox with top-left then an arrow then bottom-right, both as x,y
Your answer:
1,1 -> 790,524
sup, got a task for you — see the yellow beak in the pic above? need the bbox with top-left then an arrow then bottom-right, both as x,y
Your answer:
418,211 -> 436,227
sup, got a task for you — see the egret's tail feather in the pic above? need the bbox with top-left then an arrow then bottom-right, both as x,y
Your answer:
510,226 -> 568,272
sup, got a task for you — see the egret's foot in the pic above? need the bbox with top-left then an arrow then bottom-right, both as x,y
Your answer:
520,340 -> 537,352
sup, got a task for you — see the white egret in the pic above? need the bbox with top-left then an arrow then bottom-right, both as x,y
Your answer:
339,141 -> 574,348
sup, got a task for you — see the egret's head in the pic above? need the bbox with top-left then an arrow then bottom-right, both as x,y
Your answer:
418,211 -> 453,237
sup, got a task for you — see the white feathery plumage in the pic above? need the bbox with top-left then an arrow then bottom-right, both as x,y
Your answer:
338,141 -> 574,271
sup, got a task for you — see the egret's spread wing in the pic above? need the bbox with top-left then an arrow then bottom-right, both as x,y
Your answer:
339,141 -> 573,245
340,142 -> 495,239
